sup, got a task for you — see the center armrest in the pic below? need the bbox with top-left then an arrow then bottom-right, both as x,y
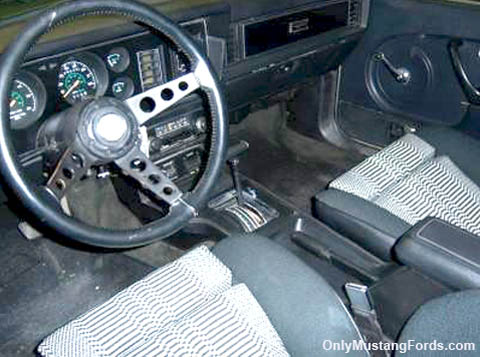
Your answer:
394,218 -> 480,290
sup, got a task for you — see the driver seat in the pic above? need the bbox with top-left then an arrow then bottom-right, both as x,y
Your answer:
37,235 -> 480,356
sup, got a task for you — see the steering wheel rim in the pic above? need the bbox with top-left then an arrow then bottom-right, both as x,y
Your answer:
0,0 -> 228,247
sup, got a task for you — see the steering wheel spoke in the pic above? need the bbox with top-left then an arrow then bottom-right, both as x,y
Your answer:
115,145 -> 182,205
46,148 -> 92,200
124,73 -> 200,126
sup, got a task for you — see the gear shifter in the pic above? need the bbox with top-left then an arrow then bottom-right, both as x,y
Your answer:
208,140 -> 279,232
228,158 -> 245,206
225,140 -> 249,204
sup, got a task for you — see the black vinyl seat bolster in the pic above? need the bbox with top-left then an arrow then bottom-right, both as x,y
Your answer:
314,189 -> 411,261
212,234 -> 368,357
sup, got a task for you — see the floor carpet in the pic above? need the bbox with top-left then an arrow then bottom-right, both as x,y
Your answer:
232,105 -> 364,214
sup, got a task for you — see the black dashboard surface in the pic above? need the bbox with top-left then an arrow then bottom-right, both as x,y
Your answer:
0,0 -> 369,202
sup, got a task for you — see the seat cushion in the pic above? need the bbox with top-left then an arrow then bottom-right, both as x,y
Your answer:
116,284 -> 289,357
330,134 -> 435,201
317,130 -> 480,259
375,156 -> 480,236
38,244 -> 289,357
213,234 -> 367,357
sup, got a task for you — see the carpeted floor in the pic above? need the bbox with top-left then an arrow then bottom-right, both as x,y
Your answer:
0,206 -> 154,356
231,105 -> 364,214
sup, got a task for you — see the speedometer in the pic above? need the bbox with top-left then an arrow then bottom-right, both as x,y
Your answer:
58,52 -> 108,105
9,71 -> 46,130
58,61 -> 96,104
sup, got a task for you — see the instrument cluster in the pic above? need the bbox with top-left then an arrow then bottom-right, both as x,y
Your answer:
9,45 -> 141,131
9,18 -> 207,138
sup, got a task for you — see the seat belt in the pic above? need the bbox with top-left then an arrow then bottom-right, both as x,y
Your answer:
345,283 -> 391,357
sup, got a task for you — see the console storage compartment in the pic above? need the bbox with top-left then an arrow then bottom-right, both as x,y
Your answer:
394,218 -> 480,289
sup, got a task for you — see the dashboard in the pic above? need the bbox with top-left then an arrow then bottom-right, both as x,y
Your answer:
0,0 -> 369,202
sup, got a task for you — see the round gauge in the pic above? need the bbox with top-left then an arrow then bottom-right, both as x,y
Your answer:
106,47 -> 130,73
112,76 -> 135,100
9,71 -> 46,130
58,52 -> 108,105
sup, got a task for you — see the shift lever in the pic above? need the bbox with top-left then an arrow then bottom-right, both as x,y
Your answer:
226,140 -> 249,206
208,140 -> 279,232
228,158 -> 245,206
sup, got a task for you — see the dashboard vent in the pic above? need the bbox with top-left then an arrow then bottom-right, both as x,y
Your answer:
348,0 -> 362,27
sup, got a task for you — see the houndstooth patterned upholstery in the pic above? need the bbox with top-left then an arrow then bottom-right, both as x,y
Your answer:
330,134 -> 480,236
375,156 -> 480,236
37,247 -> 289,357
330,134 -> 435,200
120,285 -> 289,357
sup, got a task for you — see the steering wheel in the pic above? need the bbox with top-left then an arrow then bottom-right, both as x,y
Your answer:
0,0 -> 228,247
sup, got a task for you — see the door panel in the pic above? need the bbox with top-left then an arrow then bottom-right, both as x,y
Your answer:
337,0 -> 480,147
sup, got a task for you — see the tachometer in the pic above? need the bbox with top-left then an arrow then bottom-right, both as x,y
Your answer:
9,71 -> 46,130
58,52 -> 108,105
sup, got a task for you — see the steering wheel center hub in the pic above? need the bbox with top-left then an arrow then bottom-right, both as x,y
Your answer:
78,97 -> 139,161
95,113 -> 128,142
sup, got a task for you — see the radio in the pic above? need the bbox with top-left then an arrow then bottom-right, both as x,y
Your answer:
147,113 -> 207,157
146,107 -> 207,184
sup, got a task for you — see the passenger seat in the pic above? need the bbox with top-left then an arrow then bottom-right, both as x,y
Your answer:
314,127 -> 480,261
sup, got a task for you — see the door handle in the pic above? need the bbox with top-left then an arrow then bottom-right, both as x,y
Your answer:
448,39 -> 480,105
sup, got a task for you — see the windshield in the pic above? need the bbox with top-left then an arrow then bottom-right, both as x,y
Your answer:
0,0 -> 62,21
0,0 -> 172,24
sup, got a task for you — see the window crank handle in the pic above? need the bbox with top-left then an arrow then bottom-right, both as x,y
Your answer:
374,52 -> 411,84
